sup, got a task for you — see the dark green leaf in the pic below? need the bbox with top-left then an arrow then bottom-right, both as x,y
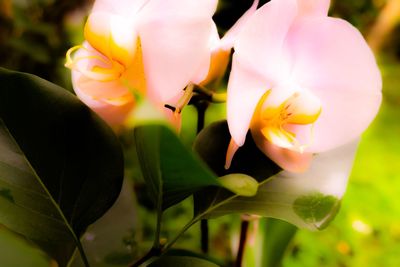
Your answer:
0,188 -> 14,203
193,121 -> 281,218
70,178 -> 139,267
0,68 -> 124,266
193,121 -> 281,179
134,124 -> 220,211
165,249 -> 224,266
148,256 -> 219,267
0,226 -> 53,267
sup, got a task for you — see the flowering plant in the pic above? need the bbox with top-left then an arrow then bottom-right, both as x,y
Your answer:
0,0 -> 382,266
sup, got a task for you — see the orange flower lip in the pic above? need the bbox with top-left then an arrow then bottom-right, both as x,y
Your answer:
251,85 -> 322,153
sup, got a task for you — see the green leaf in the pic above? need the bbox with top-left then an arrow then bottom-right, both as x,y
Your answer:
199,140 -> 357,230
148,256 -> 219,267
293,193 -> 340,229
133,124 -> 220,211
192,121 -> 357,230
0,226 -> 54,267
71,177 -> 140,267
218,174 -> 258,197
260,218 -> 297,267
69,178 -> 138,267
193,121 -> 281,179
164,249 -> 224,266
192,121 -> 281,219
0,68 -> 124,266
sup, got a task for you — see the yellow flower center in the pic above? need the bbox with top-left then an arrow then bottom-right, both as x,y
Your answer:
65,12 -> 146,98
251,86 -> 322,152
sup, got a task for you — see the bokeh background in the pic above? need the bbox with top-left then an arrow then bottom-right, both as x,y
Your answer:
1,0 -> 400,266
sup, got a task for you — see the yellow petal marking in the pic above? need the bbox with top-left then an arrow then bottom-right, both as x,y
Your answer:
252,88 -> 322,152
84,13 -> 136,67
120,38 -> 146,96
66,37 -> 146,106
200,48 -> 231,87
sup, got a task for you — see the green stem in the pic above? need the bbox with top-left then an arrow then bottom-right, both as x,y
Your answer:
193,84 -> 227,103
162,217 -> 200,252
162,174 -> 280,254
235,219 -> 250,267
175,83 -> 195,113
200,219 -> 209,253
75,241 -> 90,267
211,92 -> 227,103
193,91 -> 210,253
129,247 -> 161,267
153,206 -> 163,249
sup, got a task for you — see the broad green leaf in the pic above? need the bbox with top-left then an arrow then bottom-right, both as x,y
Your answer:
193,121 -> 281,179
164,249 -> 224,266
70,178 -> 138,267
193,121 -> 281,218
204,141 -> 358,230
134,124 -> 220,211
240,218 -> 297,267
260,218 -> 297,267
148,256 -> 219,267
0,226 -> 54,267
0,68 -> 124,266
193,121 -> 357,230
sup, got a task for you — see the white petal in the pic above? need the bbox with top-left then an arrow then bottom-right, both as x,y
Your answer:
227,57 -> 269,146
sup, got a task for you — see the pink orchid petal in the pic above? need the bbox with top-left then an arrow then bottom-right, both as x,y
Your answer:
227,58 -> 269,147
191,23 -> 219,84
84,12 -> 137,66
234,0 -> 297,84
225,139 -> 240,170
92,0 -> 150,17
138,0 -> 217,19
137,1 -> 216,103
72,71 -> 134,127
196,0 -> 259,86
75,77 -> 127,100
70,45 -> 130,99
251,128 -> 313,173
296,0 -> 330,17
71,45 -> 135,127
287,17 -> 382,152
219,0 -> 259,50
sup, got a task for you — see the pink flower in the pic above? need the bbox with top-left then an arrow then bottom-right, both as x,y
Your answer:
66,0 -> 217,128
226,0 -> 382,172
195,0 -> 259,87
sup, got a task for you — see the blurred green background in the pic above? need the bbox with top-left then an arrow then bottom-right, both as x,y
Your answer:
1,0 -> 400,266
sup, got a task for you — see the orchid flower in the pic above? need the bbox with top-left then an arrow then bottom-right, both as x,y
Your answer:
66,0 -> 217,128
226,0 -> 382,172
195,0 -> 259,87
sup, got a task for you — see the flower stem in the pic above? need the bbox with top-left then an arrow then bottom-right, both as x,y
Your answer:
129,247 -> 161,267
193,84 -> 227,103
235,219 -> 250,267
194,93 -> 210,253
200,219 -> 209,253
